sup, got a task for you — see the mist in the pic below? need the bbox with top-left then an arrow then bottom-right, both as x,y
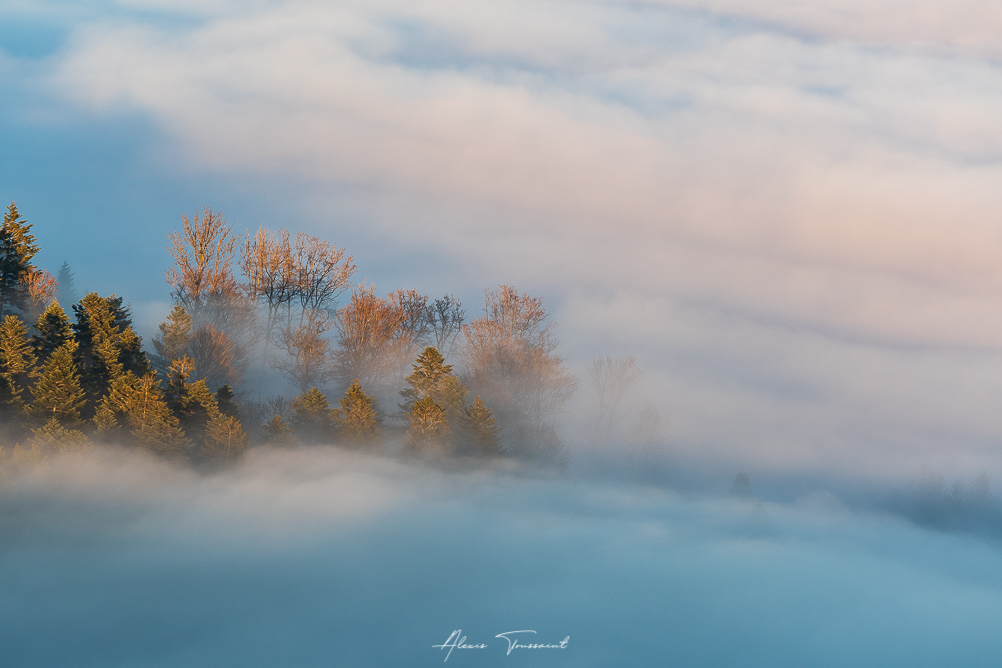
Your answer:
3,446 -> 1002,667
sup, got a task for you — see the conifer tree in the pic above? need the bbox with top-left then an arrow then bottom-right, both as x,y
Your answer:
3,203 -> 39,263
337,379 -> 379,447
215,384 -> 239,418
262,413 -> 295,446
464,395 -> 503,457
32,300 -> 72,363
151,303 -> 192,377
401,346 -> 453,406
56,261 -> 78,307
164,356 -> 221,450
29,340 -> 86,427
289,387 -> 335,443
73,292 -> 150,406
202,413 -> 249,462
29,416 -> 88,452
0,315 -> 35,415
406,396 -> 451,455
100,371 -> 189,458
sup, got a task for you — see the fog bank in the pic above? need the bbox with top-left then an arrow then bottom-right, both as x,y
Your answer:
3,447 -> 1002,666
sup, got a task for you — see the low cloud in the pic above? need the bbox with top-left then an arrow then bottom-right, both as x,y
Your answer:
4,446 -> 1002,666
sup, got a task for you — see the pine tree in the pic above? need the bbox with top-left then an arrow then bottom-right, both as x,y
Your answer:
73,292 -> 150,406
29,416 -> 89,452
464,395 -> 503,457
29,340 -> 86,426
337,379 -> 379,447
401,346 -> 453,407
406,396 -> 451,455
262,413 -> 295,446
32,300 -> 72,363
215,384 -> 239,418
56,262 -> 78,307
0,315 -> 35,415
164,356 -> 221,451
101,371 -> 189,458
202,413 -> 249,462
3,203 -> 39,263
289,387 -> 335,443
150,303 -> 192,377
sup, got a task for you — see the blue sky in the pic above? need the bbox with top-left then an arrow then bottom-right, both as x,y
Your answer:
6,0 -> 1002,480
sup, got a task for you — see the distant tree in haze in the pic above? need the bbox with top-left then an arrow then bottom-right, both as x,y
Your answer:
289,386 -> 335,443
589,356 -> 642,438
273,308 -> 335,392
405,396 -> 451,455
336,379 -> 380,447
202,413 -> 249,463
459,285 -> 577,461
215,385 -> 239,418
464,395 -> 502,457
56,262 -> 78,307
262,413 -> 295,446
332,285 -> 415,402
429,294 -> 465,359
150,304 -> 192,377
187,324 -> 245,390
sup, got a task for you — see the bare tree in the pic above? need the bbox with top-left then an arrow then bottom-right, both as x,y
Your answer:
240,228 -> 297,349
589,356 -> 642,437
272,309 -> 335,393
332,285 -> 414,401
429,294 -> 465,358
293,233 -> 355,317
459,285 -> 577,460
388,289 -> 432,345
24,269 -> 57,322
187,325 -> 245,390
167,208 -> 241,320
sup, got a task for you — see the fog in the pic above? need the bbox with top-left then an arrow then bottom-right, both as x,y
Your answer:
4,446 -> 1002,666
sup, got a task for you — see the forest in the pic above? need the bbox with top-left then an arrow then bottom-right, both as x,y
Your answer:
0,202 -> 640,469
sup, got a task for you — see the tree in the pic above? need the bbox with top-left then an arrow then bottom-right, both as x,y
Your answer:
187,324 -> 245,390
336,379 -> 379,447
164,356 -> 222,451
261,413 -> 295,446
464,395 -> 502,457
73,293 -> 149,407
289,386 -> 335,443
56,261 -> 78,307
202,413 -> 249,462
272,308 -> 334,392
429,294 -> 465,359
216,385 -> 239,418
0,202 -> 36,317
590,356 -> 642,437
32,300 -> 73,364
406,396 -> 451,455
459,285 -> 577,459
150,304 -> 192,377
166,207 -> 241,321
0,315 -> 35,428
23,269 -> 57,322
28,340 -> 86,427
100,372 -> 189,458
332,285 -> 414,402
29,416 -> 89,452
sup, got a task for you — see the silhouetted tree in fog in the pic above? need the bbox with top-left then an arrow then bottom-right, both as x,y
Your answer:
589,356 -> 641,438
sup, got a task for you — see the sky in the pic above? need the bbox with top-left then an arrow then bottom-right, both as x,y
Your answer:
5,0 -> 1002,479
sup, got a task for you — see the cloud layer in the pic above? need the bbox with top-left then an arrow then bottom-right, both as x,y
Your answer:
4,447 -> 1002,667
4,0 -> 1002,475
